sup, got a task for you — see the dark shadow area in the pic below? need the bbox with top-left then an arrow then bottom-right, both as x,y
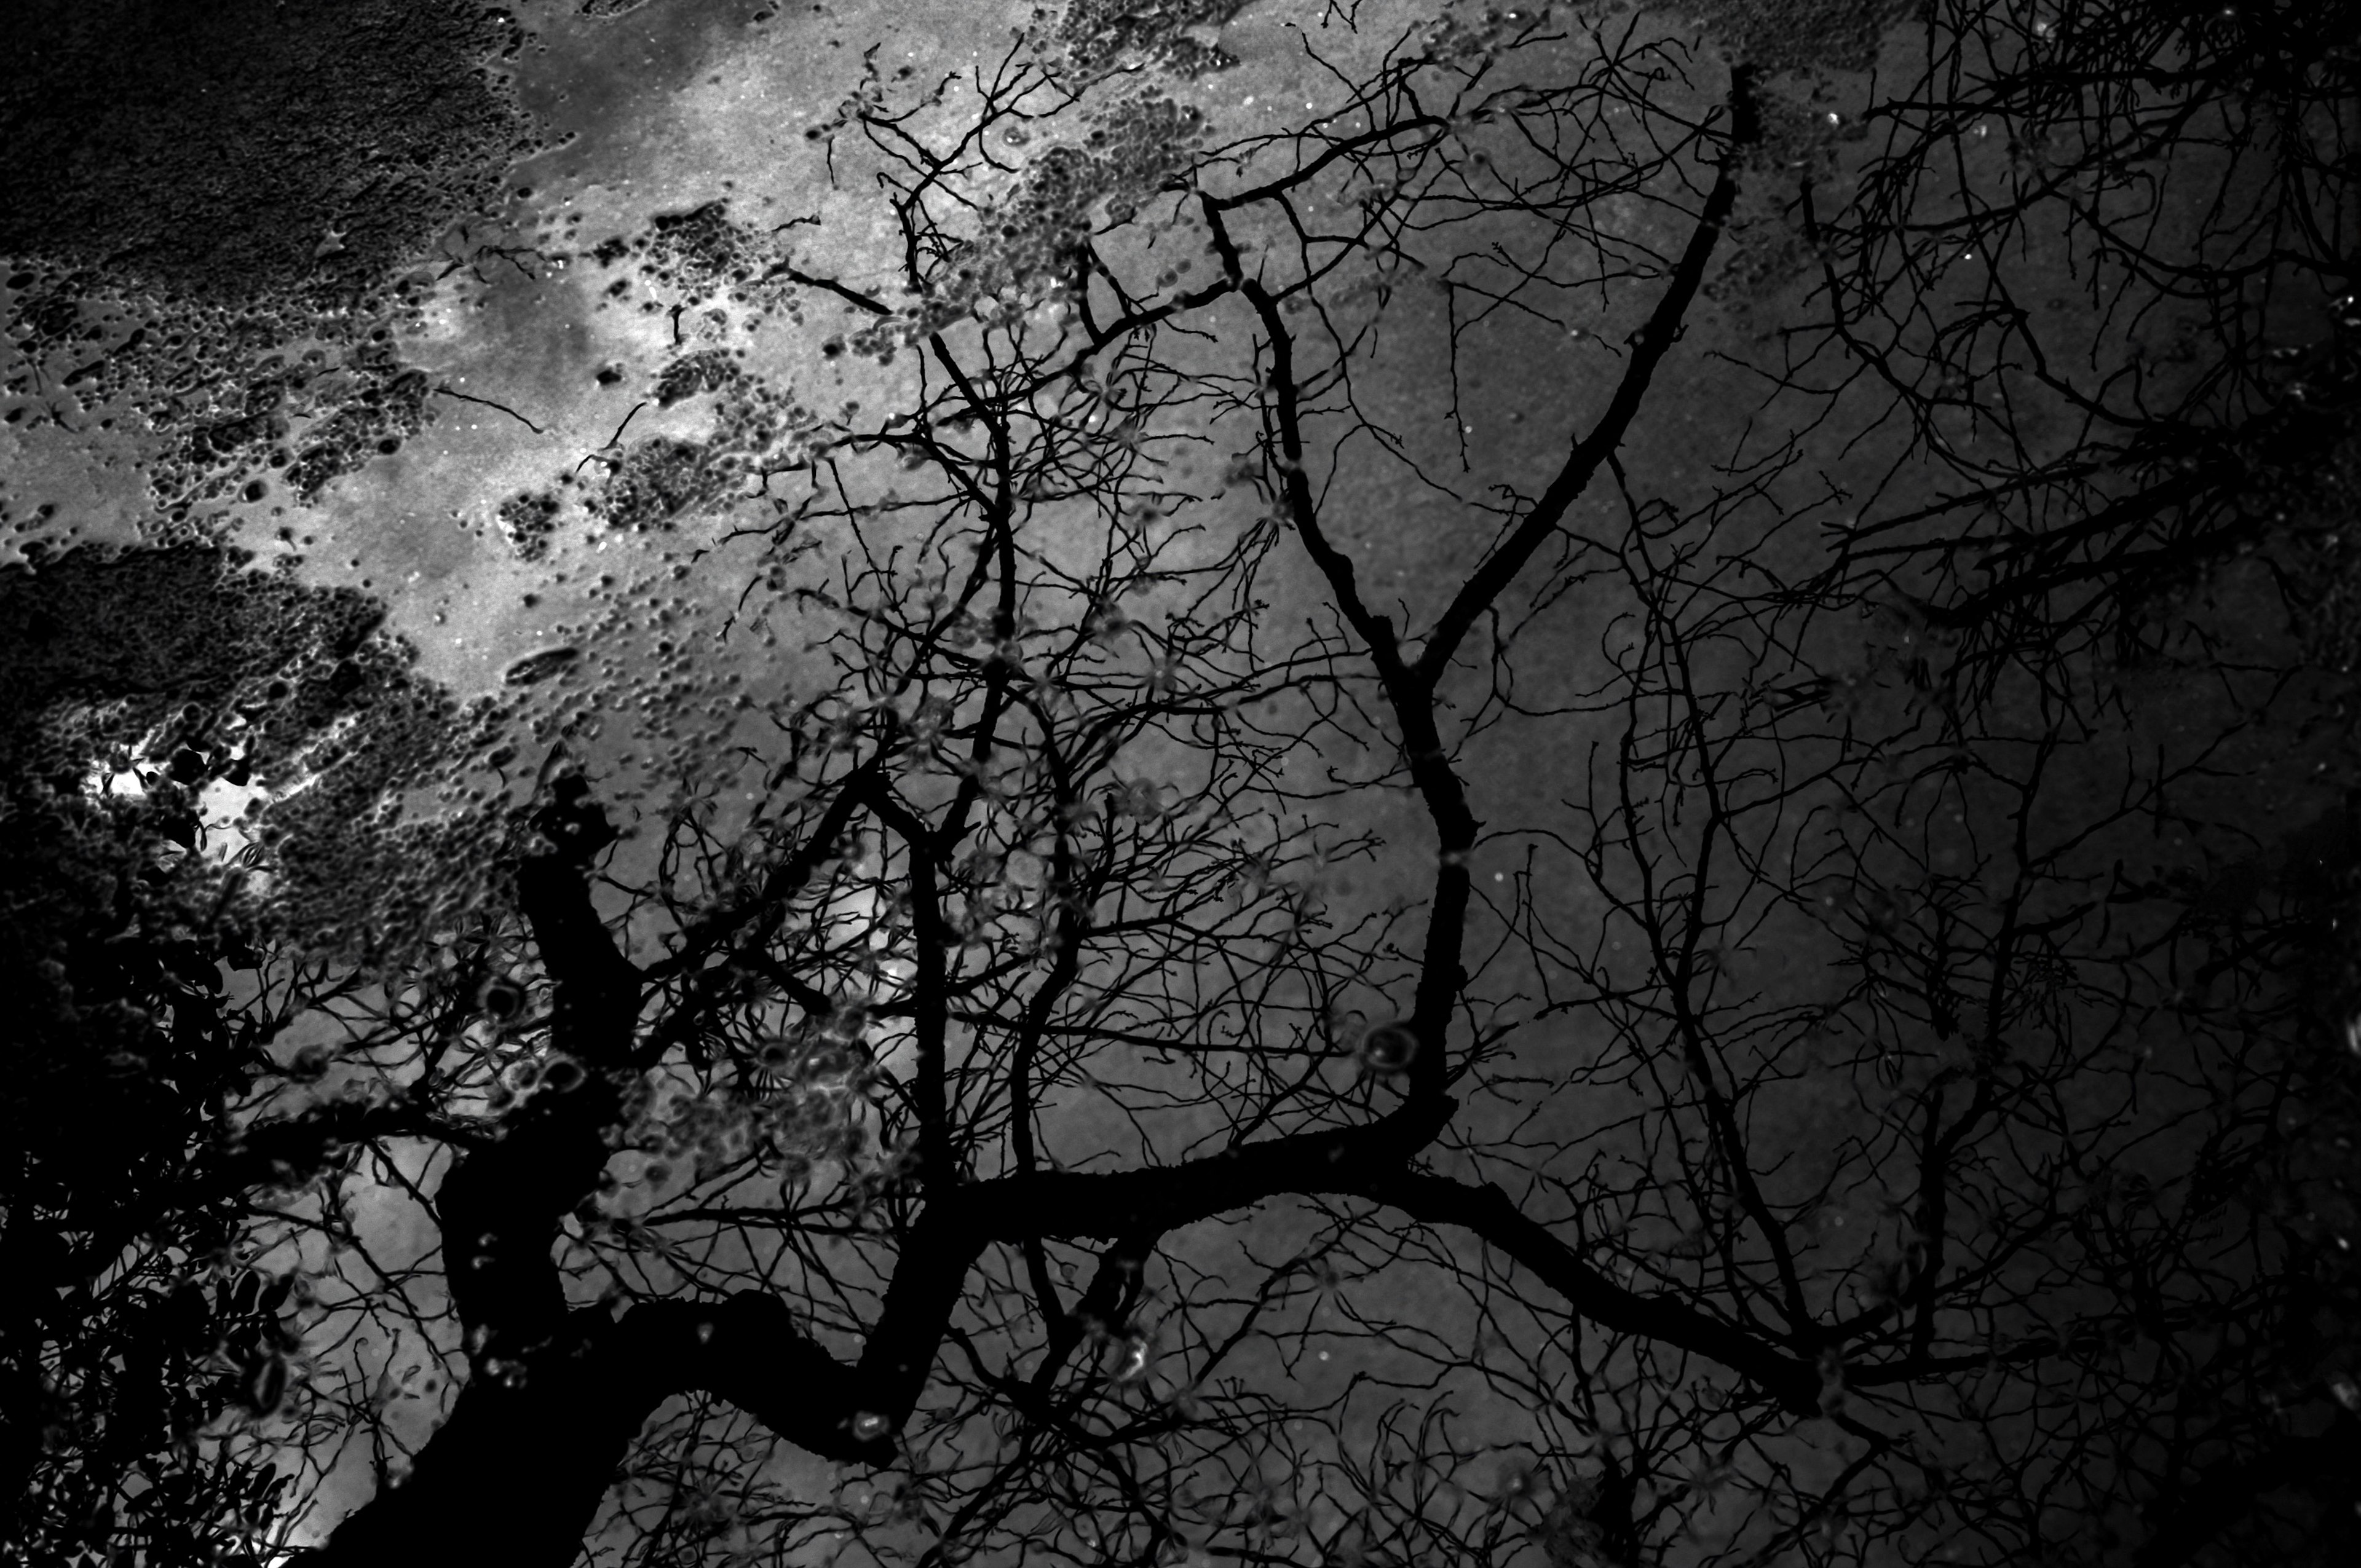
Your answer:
0,0 -> 533,304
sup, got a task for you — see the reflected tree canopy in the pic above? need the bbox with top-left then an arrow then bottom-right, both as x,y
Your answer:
2,4 -> 2357,1567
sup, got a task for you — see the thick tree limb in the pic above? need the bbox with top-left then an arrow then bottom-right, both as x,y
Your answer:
649,1293 -> 893,1465
302,1296 -> 888,1568
445,796 -> 640,1349
1359,1170 -> 1822,1415
818,1101 -> 1461,1441
301,1309 -> 663,1568
313,805 -> 647,1564
965,1097 -> 1459,1243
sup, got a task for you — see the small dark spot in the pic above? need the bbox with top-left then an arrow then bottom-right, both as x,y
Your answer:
243,479 -> 268,502
596,363 -> 624,385
376,436 -> 401,454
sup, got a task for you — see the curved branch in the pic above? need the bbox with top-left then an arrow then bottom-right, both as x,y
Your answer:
1359,1170 -> 1821,1415
1415,107 -> 1750,690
